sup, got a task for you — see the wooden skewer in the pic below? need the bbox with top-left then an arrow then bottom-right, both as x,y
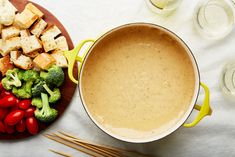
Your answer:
57,132 -> 128,157
53,133 -> 122,157
58,131 -> 136,154
44,134 -> 100,157
58,131 -> 148,156
49,149 -> 73,157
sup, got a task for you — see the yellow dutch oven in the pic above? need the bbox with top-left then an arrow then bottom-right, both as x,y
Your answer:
64,23 -> 212,143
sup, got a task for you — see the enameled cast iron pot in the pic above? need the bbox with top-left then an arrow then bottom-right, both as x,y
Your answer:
64,23 -> 212,143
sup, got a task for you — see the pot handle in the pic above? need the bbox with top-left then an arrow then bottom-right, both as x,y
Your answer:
183,82 -> 212,128
64,39 -> 95,84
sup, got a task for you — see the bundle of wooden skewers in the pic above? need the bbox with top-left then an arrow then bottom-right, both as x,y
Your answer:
44,131 -> 153,157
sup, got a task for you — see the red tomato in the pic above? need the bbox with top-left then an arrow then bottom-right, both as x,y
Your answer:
26,117 -> 38,135
25,107 -> 35,118
1,90 -> 13,97
0,95 -> 17,108
4,110 -> 24,126
18,99 -> 31,110
0,108 -> 9,120
4,123 -> 14,134
0,121 -> 5,133
16,119 -> 26,133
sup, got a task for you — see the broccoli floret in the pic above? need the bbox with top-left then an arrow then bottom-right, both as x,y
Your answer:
2,68 -> 22,90
31,80 -> 47,97
32,97 -> 42,108
22,70 -> 39,82
34,93 -> 58,122
40,65 -> 64,87
12,81 -> 33,99
42,84 -> 61,103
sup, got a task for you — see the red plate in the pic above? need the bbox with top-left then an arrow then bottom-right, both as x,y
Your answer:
0,0 -> 78,140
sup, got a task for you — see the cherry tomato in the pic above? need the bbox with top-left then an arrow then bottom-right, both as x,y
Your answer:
26,117 -> 38,135
0,108 -> 9,120
1,90 -> 13,97
18,99 -> 31,110
25,107 -> 35,118
4,122 -> 14,134
0,95 -> 17,108
4,110 -> 24,126
16,119 -> 26,133
0,121 -> 5,133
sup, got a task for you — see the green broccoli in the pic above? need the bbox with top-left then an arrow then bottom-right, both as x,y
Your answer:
31,80 -> 47,97
42,84 -> 61,103
12,81 -> 33,99
32,97 -> 42,108
2,68 -> 22,90
34,93 -> 58,122
22,70 -> 39,82
40,65 -> 64,87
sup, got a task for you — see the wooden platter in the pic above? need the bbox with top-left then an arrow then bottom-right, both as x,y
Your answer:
0,0 -> 78,140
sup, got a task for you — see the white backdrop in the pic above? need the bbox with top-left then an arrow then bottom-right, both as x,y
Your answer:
1,0 -> 235,156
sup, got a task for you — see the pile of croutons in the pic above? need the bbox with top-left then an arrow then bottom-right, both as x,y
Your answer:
0,0 -> 68,76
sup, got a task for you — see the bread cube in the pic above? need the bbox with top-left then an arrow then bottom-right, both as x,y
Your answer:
25,51 -> 39,58
20,29 -> 30,37
33,53 -> 55,70
26,3 -> 44,18
51,50 -> 68,68
41,35 -> 57,52
21,35 -> 42,54
0,0 -> 17,26
14,9 -> 38,29
0,37 -> 21,56
10,50 -> 21,62
2,26 -> 20,40
55,36 -> 68,51
30,18 -> 47,37
0,24 -> 2,34
0,55 -> 14,76
13,54 -> 33,70
0,39 -> 2,55
42,25 -> 61,38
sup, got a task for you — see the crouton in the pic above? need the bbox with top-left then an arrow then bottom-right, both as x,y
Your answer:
30,18 -> 47,37
21,35 -> 42,54
14,9 -> 38,29
0,55 -> 14,76
55,36 -> 68,51
10,50 -> 20,62
20,29 -> 30,37
0,37 -> 21,56
33,53 -> 55,70
26,3 -> 44,18
42,25 -> 61,38
25,51 -> 39,58
1,26 -> 20,40
0,0 -> 17,26
13,54 -> 33,70
0,39 -> 3,54
51,50 -> 68,68
0,24 -> 2,33
41,35 -> 57,52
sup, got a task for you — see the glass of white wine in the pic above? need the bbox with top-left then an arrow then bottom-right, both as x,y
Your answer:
145,0 -> 183,14
194,0 -> 235,39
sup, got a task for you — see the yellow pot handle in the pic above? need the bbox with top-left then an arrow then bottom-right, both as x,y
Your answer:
64,39 -> 95,84
183,82 -> 212,128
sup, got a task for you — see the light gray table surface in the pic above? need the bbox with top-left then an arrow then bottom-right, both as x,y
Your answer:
1,0 -> 235,156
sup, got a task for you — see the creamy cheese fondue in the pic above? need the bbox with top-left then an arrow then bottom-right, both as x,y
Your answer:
81,25 -> 196,140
